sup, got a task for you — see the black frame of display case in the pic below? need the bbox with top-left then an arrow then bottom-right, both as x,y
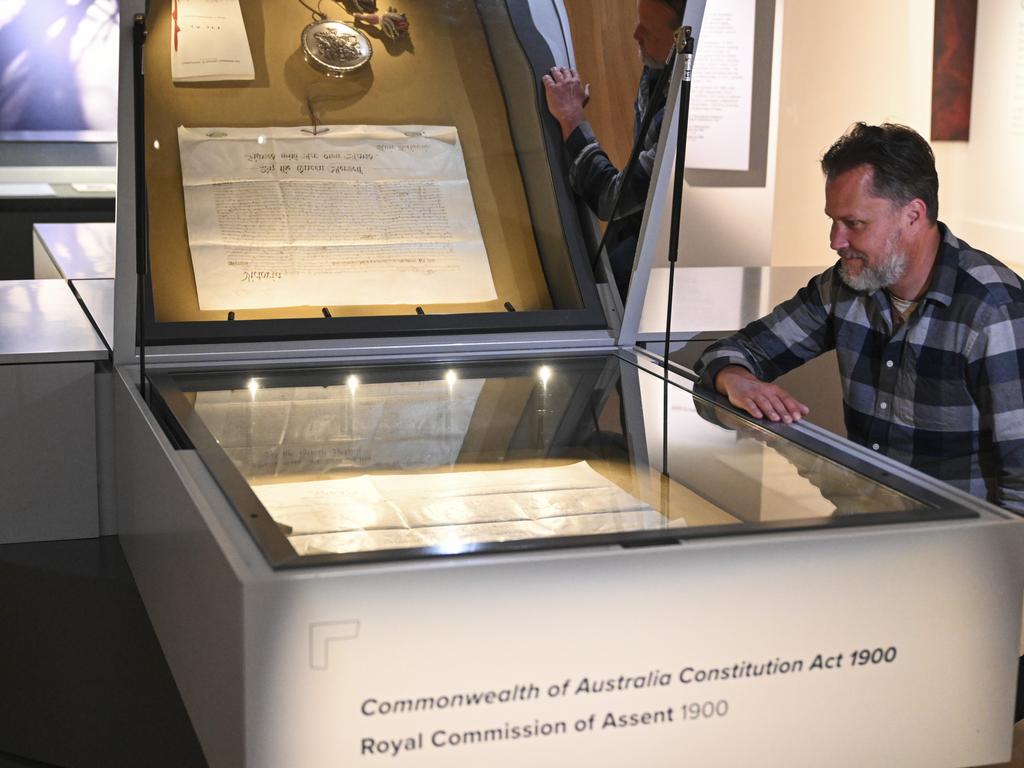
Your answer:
148,350 -> 977,570
133,0 -> 609,347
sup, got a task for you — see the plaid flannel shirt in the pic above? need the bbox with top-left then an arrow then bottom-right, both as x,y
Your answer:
565,65 -> 667,224
696,224 -> 1024,514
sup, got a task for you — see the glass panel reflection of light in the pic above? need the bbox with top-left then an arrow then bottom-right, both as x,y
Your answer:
46,18 -> 68,40
0,1 -> 118,133
177,356 -> 937,564
637,371 -> 924,523
433,535 -> 471,555
0,3 -> 27,28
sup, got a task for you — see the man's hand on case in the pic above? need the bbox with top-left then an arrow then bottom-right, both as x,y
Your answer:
714,365 -> 810,424
542,66 -> 591,140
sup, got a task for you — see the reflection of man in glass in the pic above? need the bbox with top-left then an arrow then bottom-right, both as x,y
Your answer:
697,123 -> 1024,516
542,0 -> 684,299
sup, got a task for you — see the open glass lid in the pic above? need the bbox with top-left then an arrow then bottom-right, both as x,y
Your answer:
136,0 -> 604,344
149,352 -> 972,568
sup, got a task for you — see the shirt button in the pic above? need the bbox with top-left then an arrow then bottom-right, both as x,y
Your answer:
886,360 -> 894,368
872,443 -> 880,451
879,402 -> 887,410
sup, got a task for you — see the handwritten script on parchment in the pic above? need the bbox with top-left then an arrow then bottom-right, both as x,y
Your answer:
178,125 -> 497,310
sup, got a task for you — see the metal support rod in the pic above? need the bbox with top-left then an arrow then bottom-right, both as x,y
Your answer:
662,26 -> 695,477
132,14 -> 149,400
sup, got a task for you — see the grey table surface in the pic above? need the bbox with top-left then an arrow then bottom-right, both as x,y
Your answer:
33,221 -> 115,280
0,280 -> 108,363
637,265 -> 824,341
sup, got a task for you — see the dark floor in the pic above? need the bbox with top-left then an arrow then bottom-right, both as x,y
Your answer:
0,536 -> 207,768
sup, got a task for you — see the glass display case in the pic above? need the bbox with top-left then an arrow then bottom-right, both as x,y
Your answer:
134,0 -> 605,344
124,345 -> 1021,768
110,1 -> 1024,766
152,350 -> 968,568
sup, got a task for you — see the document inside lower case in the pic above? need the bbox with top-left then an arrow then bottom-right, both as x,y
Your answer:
250,462 -> 667,556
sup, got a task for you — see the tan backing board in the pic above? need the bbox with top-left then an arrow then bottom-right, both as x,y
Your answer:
143,0 -> 553,322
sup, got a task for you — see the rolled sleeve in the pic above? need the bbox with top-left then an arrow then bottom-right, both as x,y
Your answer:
694,347 -> 758,391
565,122 -> 597,160
695,271 -> 835,389
566,126 -> 653,222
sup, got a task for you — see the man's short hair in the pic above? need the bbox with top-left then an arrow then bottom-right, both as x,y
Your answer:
656,0 -> 686,22
820,122 -> 939,223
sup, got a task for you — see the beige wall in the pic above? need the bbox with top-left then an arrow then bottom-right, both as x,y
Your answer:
770,0 -> 936,267
562,1 -> 1024,273
958,1 -> 1024,271
770,1 -> 1024,270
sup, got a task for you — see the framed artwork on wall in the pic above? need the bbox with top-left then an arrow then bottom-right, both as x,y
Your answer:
931,0 -> 978,141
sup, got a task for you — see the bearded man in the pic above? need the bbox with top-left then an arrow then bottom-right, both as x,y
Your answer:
696,122 -> 1024,514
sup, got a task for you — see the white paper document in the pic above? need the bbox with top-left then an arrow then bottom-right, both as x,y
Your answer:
0,183 -> 56,197
70,183 -> 117,193
251,462 -> 666,556
687,0 -> 755,171
170,0 -> 255,82
178,125 -> 497,309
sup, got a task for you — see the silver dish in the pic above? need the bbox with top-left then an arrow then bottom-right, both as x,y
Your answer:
301,20 -> 372,77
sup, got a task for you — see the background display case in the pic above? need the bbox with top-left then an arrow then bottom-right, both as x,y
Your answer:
0,1 -> 118,279
111,1 -> 1024,766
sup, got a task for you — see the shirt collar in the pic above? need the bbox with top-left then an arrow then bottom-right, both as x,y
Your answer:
922,222 -> 959,309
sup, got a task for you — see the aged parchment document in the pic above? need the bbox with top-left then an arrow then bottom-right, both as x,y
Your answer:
178,125 -> 497,309
250,462 -> 664,556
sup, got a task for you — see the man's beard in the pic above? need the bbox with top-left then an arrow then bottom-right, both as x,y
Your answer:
837,231 -> 908,293
639,45 -> 668,69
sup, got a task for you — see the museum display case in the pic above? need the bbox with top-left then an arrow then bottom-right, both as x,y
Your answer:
150,350 -> 971,569
110,1 -> 1024,766
133,0 -> 606,343
119,344 -> 1023,768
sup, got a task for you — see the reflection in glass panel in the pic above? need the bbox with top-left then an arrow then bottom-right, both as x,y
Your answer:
167,354 -> 936,562
0,0 -> 119,138
637,366 -> 921,522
